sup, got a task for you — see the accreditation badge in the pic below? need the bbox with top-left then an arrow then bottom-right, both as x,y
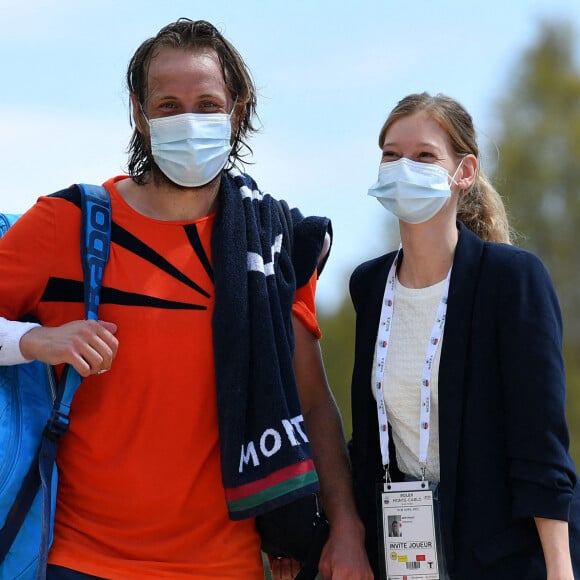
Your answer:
378,481 -> 446,579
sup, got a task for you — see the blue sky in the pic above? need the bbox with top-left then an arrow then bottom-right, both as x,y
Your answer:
2,0 -> 579,311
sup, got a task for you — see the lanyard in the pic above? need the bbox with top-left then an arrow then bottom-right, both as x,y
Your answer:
373,250 -> 452,480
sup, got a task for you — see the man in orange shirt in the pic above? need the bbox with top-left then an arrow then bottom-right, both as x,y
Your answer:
0,18 -> 371,579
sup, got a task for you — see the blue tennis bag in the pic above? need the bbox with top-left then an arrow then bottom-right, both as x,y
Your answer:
0,185 -> 111,580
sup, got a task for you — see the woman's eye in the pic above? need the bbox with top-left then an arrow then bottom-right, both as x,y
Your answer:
418,151 -> 436,160
381,151 -> 399,161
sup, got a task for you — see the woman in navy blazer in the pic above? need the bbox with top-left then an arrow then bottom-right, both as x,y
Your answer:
349,93 -> 578,579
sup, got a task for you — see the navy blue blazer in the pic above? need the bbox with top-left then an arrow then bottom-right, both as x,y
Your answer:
349,223 -> 579,579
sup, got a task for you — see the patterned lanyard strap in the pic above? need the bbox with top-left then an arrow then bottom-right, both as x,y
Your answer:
373,250 -> 452,481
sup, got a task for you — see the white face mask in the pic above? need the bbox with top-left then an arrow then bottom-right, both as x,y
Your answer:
368,157 -> 463,224
148,112 -> 233,187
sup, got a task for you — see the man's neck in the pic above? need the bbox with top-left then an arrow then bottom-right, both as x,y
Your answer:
116,172 -> 221,221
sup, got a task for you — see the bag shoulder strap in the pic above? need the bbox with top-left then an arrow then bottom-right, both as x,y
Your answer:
50,183 -> 111,420
36,184 -> 111,577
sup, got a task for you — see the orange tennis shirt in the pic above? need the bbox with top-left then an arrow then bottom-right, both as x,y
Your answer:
0,176 -> 321,578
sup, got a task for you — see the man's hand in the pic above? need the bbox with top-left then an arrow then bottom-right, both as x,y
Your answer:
268,556 -> 301,580
20,319 -> 119,376
317,520 -> 373,580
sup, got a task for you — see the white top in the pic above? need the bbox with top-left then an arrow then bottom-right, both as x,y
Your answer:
0,317 -> 39,365
373,277 -> 445,482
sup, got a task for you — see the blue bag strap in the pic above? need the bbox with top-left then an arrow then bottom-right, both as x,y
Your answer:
44,184 -> 111,434
36,184 -> 111,578
55,184 -> 111,416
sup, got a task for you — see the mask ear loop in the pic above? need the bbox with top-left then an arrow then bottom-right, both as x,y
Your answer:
138,101 -> 149,122
449,157 -> 466,188
134,99 -> 152,136
228,96 -> 239,117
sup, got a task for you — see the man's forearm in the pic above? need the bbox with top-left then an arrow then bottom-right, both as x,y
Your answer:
303,397 -> 362,530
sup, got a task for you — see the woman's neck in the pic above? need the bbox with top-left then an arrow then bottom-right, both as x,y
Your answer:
397,221 -> 459,289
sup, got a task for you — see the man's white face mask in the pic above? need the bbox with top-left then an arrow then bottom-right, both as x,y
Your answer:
147,111 -> 233,187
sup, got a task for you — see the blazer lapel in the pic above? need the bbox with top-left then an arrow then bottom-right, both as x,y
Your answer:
437,223 -> 485,566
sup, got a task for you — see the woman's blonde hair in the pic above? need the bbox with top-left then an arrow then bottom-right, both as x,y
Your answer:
379,92 -> 512,243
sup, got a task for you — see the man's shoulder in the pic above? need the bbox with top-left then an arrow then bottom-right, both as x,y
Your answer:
49,184 -> 81,199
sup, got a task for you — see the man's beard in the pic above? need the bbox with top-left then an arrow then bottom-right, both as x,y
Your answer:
138,138 -> 188,190
148,157 -> 190,191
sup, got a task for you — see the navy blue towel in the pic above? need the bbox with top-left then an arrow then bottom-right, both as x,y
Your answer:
211,168 -> 331,519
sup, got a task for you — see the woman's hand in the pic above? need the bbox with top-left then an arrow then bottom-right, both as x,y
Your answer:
535,517 -> 574,580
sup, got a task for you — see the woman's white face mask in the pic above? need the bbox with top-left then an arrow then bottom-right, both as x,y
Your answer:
368,157 -> 464,224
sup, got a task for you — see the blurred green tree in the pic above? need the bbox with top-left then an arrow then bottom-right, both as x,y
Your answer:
319,295 -> 356,438
491,20 -> 580,465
